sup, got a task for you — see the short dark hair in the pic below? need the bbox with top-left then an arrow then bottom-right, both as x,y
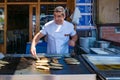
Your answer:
54,6 -> 65,16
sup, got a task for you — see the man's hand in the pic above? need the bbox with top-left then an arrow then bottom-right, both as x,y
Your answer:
30,32 -> 45,57
30,46 -> 36,57
69,40 -> 75,47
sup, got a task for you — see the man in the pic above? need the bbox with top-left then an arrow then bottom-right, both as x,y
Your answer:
31,6 -> 78,56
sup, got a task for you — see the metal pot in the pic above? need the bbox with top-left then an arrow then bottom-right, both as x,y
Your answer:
95,41 -> 110,48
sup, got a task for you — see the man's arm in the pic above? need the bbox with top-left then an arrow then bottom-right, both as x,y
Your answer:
71,34 -> 78,42
30,32 -> 45,56
69,34 -> 78,47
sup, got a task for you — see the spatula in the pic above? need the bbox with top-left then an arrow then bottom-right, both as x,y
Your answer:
35,54 -> 40,60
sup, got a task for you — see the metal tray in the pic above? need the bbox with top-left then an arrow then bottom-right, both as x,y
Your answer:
82,54 -> 120,70
82,54 -> 120,80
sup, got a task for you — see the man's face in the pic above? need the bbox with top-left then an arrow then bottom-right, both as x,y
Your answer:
54,12 -> 65,25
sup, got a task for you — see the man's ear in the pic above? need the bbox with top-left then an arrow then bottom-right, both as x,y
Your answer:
64,14 -> 66,19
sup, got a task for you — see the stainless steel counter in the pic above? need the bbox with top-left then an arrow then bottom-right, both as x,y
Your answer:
82,54 -> 120,80
0,74 -> 96,80
90,48 -> 120,55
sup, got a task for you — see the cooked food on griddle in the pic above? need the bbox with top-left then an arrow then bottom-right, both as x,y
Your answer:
52,58 -> 59,63
50,62 -> 63,67
35,57 -> 64,70
35,62 -> 49,66
0,60 -> 9,64
64,58 -> 78,62
49,58 -> 63,69
36,57 -> 49,63
65,61 -> 80,64
0,60 -> 9,69
35,57 -> 50,70
0,63 -> 5,67
40,57 -> 49,61
36,60 -> 49,63
64,57 -> 80,65
36,65 -> 50,70
50,66 -> 63,70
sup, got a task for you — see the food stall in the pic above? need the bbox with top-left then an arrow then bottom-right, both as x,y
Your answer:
0,53 -> 96,80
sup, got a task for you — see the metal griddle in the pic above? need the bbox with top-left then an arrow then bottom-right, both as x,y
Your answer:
0,54 -> 91,75
0,56 -> 35,74
0,54 -> 96,80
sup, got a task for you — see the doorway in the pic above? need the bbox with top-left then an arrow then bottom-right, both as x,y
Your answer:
7,5 -> 29,53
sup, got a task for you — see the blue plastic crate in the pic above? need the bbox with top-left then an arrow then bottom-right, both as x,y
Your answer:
77,5 -> 92,13
26,41 -> 47,54
78,15 -> 93,26
76,0 -> 93,3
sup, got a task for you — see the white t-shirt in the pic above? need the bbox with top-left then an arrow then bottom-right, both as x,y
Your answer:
40,20 -> 76,54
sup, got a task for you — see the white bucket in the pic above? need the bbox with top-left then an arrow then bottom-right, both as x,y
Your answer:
96,41 -> 110,48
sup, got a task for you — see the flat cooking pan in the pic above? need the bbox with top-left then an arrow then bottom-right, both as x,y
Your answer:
0,54 -> 91,75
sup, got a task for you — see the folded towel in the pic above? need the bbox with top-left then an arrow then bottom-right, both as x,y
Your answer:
70,7 -> 81,25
